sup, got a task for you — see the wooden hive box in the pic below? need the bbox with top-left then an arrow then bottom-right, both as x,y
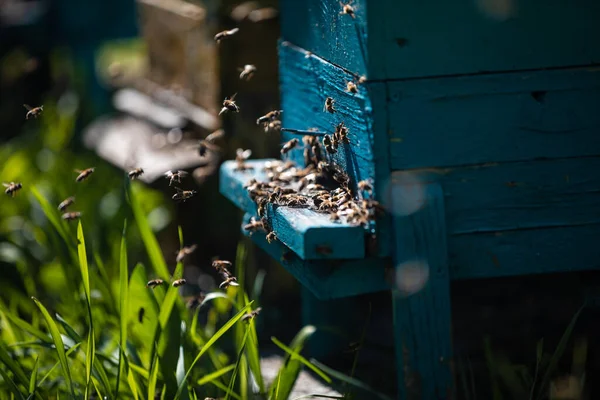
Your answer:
220,1 -> 600,398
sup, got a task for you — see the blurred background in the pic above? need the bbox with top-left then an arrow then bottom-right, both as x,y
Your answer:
2,0 -> 600,398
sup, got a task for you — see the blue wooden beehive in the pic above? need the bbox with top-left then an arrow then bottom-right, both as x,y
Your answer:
221,1 -> 600,398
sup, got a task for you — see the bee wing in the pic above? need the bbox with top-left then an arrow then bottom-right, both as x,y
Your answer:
178,170 -> 189,177
23,104 -> 32,111
2,183 -> 9,187
230,92 -> 238,101
164,170 -> 174,177
229,27 -> 240,35
242,149 -> 252,159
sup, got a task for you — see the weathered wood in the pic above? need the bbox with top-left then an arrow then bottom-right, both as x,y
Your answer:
392,182 -> 454,399
388,67 -> 600,169
391,157 -> 600,235
371,0 -> 600,79
220,160 -> 366,260
241,213 -> 392,299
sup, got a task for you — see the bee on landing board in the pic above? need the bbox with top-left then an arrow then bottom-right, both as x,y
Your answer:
176,245 -> 197,263
3,182 -> 22,197
239,64 -> 257,80
323,97 -> 337,113
58,196 -> 75,211
346,81 -> 358,93
164,170 -> 188,186
339,1 -> 356,18
128,168 -> 144,180
219,93 -> 240,115
75,168 -> 95,182
23,104 -> 43,120
214,27 -> 239,42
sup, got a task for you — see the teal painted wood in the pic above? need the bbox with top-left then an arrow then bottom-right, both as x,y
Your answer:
241,213 -> 392,299
391,182 -> 454,399
279,0 -> 368,77
371,0 -> 600,79
220,159 -> 366,260
450,224 -> 600,280
388,67 -> 600,169
391,157 -> 600,235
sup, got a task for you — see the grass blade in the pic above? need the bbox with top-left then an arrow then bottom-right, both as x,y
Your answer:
28,356 -> 38,396
77,222 -> 95,400
0,342 -> 29,395
148,352 -> 160,400
31,297 -> 75,397
117,221 -> 129,397
210,380 -> 242,400
196,365 -> 235,386
271,337 -> 331,384
174,302 -> 254,399
227,325 -> 251,400
0,364 -> 25,400
38,343 -> 81,387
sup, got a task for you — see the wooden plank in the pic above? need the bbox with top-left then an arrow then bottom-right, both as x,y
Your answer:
449,224 -> 600,280
280,0 -> 368,77
373,0 -> 600,80
391,157 -> 600,235
388,67 -> 600,169
220,160 -> 366,260
391,182 -> 454,399
241,213 -> 392,299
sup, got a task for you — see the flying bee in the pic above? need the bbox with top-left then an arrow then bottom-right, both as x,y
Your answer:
219,276 -> 239,289
172,279 -> 187,287
219,93 -> 240,115
346,81 -> 358,93
165,170 -> 189,186
323,97 -> 337,113
176,244 -> 198,263
146,279 -> 164,289
243,217 -> 265,234
335,122 -> 350,144
241,307 -> 263,322
186,292 -> 207,309
248,7 -> 278,22
61,211 -> 81,221
238,64 -> 257,80
280,138 -> 299,155
3,182 -> 22,197
266,231 -> 277,243
172,187 -> 197,202
214,27 -> 239,42
234,148 -> 253,171
75,167 -> 95,182
339,1 -> 356,18
57,196 -> 75,211
264,119 -> 282,133
138,307 -> 145,323
256,110 -> 283,125
23,104 -> 43,120
196,129 -> 224,157
212,259 -> 233,271
323,135 -> 336,154
128,168 -> 144,180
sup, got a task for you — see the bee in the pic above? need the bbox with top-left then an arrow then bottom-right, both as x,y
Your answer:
264,119 -> 282,133
241,307 -> 262,321
146,279 -> 164,289
3,182 -> 22,197
234,148 -> 253,171
23,104 -> 43,120
219,93 -> 240,115
358,75 -> 367,84
58,196 -> 75,211
323,97 -> 337,113
172,279 -> 187,287
165,170 -> 189,186
334,122 -> 350,144
172,187 -> 197,202
339,1 -> 356,18
358,179 -> 373,195
186,292 -> 207,309
196,129 -> 224,157
266,231 -> 277,243
219,276 -> 239,289
248,7 -> 278,22
212,259 -> 233,271
138,307 -> 145,323
318,199 -> 337,211
256,110 -> 283,125
128,168 -> 144,180
280,138 -> 299,155
243,217 -> 265,234
214,27 -> 239,42
75,167 -> 95,182
346,81 -> 358,93
256,197 -> 268,217
323,135 -> 336,154
176,245 -> 198,263
62,211 -> 82,221
239,64 -> 257,81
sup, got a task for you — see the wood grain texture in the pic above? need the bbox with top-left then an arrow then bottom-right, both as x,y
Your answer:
449,224 -> 600,280
391,157 -> 600,235
371,0 -> 600,80
392,182 -> 454,399
388,67 -> 600,169
220,159 -> 365,260
242,213 -> 392,299
280,0 -> 368,77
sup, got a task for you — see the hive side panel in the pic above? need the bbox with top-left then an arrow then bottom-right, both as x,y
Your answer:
370,0 -> 600,79
388,68 -> 600,169
279,0 -> 368,77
